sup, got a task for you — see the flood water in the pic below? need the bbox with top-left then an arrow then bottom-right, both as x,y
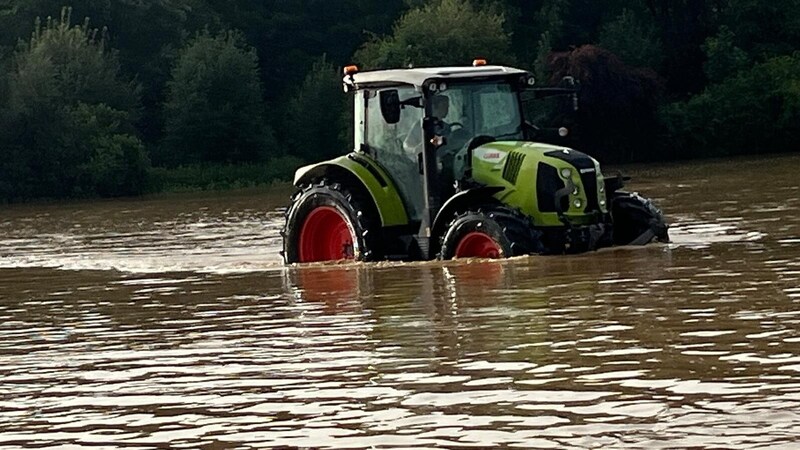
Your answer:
1,155 -> 799,449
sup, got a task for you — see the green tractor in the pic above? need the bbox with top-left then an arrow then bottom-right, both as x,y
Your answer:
282,61 -> 668,263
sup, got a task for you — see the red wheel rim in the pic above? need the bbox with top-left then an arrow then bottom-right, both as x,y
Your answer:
298,206 -> 355,262
455,232 -> 502,258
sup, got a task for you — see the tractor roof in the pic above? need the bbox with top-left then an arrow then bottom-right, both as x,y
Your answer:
346,65 -> 531,89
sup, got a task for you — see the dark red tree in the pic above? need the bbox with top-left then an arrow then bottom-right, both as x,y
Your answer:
548,45 -> 664,162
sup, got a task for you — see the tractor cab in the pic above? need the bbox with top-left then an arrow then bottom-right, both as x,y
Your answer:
282,62 -> 668,263
344,63 -> 540,243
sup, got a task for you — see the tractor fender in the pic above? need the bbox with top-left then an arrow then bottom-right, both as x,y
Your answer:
431,186 -> 505,247
293,154 -> 409,227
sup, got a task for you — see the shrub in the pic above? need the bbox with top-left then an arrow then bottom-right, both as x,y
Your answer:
599,8 -> 663,69
702,26 -> 750,83
284,55 -> 349,162
161,31 -> 275,166
1,8 -> 145,200
147,156 -> 303,192
67,103 -> 149,196
662,54 -> 800,158
354,0 -> 514,69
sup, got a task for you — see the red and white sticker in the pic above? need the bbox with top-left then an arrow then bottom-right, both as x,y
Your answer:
474,147 -> 508,164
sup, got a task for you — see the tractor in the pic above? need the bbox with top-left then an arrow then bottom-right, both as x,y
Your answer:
282,61 -> 668,263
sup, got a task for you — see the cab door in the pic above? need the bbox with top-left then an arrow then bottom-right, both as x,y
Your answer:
363,86 -> 425,221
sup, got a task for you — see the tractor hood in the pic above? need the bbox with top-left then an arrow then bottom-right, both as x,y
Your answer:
470,141 -> 600,171
468,141 -> 608,226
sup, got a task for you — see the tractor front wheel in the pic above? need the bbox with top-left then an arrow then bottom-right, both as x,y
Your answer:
282,180 -> 380,263
611,192 -> 669,245
439,206 -> 542,260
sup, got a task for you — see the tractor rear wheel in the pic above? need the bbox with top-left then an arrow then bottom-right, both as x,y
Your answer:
282,180 -> 380,263
611,192 -> 669,245
439,206 -> 542,259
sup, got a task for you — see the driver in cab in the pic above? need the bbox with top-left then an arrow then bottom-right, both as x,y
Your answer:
403,94 -> 452,158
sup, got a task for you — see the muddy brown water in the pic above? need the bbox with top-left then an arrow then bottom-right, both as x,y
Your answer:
1,155 -> 799,449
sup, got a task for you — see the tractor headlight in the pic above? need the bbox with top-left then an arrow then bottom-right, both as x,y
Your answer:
572,186 -> 579,195
600,199 -> 607,207
573,199 -> 582,209
599,183 -> 605,193
560,168 -> 571,178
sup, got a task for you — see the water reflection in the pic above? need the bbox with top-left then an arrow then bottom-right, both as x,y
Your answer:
1,156 -> 800,448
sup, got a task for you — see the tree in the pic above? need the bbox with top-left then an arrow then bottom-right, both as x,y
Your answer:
284,55 -> 349,162
599,8 -> 663,69
161,31 -> 275,165
548,45 -> 663,162
354,0 -> 515,69
714,0 -> 800,60
662,54 -> 800,159
1,8 -> 147,200
643,0 -> 714,94
0,1 -> 224,147
702,26 -> 749,83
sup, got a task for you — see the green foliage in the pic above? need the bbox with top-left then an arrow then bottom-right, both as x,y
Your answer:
162,31 -> 275,166
702,26 -> 750,83
599,8 -> 663,68
533,0 -> 568,43
3,0 -> 800,201
354,0 -> 514,69
532,0 -> 569,82
715,0 -> 800,59
66,103 -> 150,197
18,14 -> 138,108
663,54 -> 800,158
0,8 -> 145,201
147,156 -> 303,192
285,55 -> 349,162
533,31 -> 554,82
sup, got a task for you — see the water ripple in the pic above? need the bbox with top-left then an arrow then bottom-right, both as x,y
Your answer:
2,156 -> 800,448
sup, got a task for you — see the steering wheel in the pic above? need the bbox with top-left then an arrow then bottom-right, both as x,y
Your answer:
464,135 -> 496,153
439,126 -> 471,158
448,121 -> 465,131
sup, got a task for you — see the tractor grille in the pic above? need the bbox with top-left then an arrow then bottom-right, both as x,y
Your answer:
544,150 -> 595,170
580,171 -> 600,212
544,150 -> 600,213
536,162 -> 566,213
502,151 -> 526,184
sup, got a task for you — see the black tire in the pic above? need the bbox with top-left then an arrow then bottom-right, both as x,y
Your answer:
282,179 -> 381,263
611,192 -> 669,245
439,205 -> 543,259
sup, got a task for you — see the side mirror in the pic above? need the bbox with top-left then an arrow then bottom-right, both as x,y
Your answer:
401,96 -> 423,108
379,90 -> 401,124
561,76 -> 579,111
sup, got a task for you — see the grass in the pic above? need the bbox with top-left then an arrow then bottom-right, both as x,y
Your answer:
147,156 -> 304,193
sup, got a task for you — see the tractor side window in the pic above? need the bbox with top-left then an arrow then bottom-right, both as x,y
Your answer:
366,88 -> 422,157
366,87 -> 424,220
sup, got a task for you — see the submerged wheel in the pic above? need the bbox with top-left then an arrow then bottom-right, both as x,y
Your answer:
282,180 -> 381,263
611,192 -> 669,245
455,232 -> 503,258
439,206 -> 542,259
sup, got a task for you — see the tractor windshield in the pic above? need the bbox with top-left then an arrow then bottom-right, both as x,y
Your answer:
520,83 -> 579,145
435,81 -> 524,145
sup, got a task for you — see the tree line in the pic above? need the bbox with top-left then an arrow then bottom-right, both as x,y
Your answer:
1,0 -> 799,201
